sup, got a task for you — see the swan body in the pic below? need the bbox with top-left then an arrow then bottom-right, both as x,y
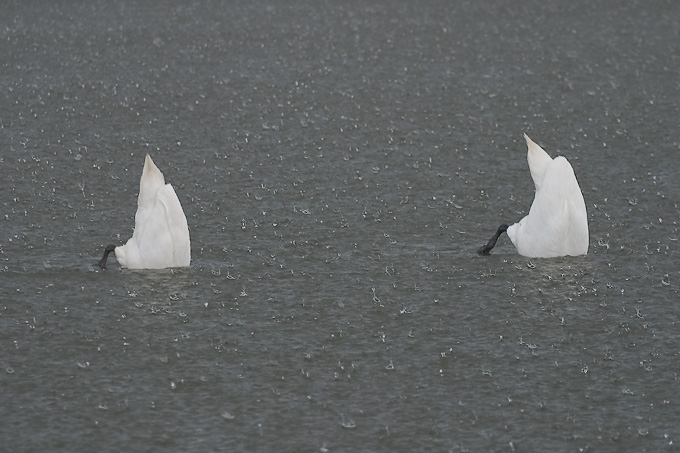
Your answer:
99,155 -> 191,269
478,134 -> 589,258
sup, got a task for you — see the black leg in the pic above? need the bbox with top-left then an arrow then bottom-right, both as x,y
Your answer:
98,244 -> 116,269
477,224 -> 509,255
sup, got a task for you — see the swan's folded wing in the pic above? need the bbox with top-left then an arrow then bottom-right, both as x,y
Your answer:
156,184 -> 191,267
133,155 -> 166,242
122,185 -> 190,269
546,157 -> 588,255
134,199 -> 175,269
564,182 -> 589,255
523,156 -> 588,257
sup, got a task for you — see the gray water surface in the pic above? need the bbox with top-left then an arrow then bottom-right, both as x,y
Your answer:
1,1 -> 679,452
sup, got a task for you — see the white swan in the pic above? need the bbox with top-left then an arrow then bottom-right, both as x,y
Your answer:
478,134 -> 589,258
99,154 -> 191,269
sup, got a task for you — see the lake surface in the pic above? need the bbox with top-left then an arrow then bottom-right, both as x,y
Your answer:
1,1 -> 679,451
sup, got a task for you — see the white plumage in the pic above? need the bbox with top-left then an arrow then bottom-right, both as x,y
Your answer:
99,154 -> 191,269
478,134 -> 589,258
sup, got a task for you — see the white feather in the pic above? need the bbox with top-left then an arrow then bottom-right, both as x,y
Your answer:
506,135 -> 589,258
113,155 -> 191,269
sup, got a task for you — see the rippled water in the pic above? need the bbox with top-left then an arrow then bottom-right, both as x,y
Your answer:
2,1 -> 679,451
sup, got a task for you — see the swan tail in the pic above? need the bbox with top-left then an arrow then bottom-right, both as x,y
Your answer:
524,134 -> 553,192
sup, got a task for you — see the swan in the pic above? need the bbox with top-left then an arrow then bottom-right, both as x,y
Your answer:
98,154 -> 191,269
477,134 -> 589,258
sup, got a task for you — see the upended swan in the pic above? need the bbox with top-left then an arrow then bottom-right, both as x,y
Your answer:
98,154 -> 191,269
478,134 -> 589,258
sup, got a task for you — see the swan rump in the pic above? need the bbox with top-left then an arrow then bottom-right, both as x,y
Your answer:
99,155 -> 191,269
478,134 -> 589,258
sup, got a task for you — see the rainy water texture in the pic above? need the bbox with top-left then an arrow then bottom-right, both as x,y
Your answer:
1,1 -> 679,452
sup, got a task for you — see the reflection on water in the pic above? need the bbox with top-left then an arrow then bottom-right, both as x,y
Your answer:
1,0 -> 679,451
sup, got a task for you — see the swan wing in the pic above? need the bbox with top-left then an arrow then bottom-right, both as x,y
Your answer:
114,155 -> 190,269
524,134 -> 553,192
132,154 -> 166,242
512,156 -> 589,257
129,184 -> 190,269
156,184 -> 191,267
